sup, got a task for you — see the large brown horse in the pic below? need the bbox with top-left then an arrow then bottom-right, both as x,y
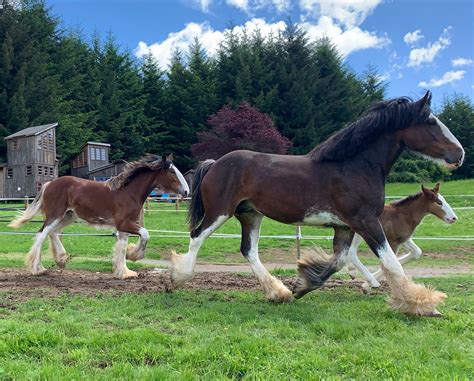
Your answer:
171,91 -> 464,316
10,154 -> 189,279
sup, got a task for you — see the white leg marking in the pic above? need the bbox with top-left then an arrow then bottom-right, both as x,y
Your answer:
377,241 -> 405,275
27,220 -> 60,274
113,232 -> 137,279
171,215 -> 228,286
246,217 -> 292,302
347,234 -> 380,288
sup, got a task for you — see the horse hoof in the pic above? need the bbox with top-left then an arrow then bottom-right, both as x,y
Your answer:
427,309 -> 443,318
31,268 -> 48,276
57,255 -> 70,269
125,270 -> 138,279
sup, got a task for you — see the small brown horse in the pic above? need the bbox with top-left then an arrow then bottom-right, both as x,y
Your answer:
10,154 -> 189,278
171,91 -> 464,316
347,183 -> 457,289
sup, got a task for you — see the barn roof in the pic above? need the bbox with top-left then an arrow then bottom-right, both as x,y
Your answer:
81,141 -> 111,149
5,123 -> 58,140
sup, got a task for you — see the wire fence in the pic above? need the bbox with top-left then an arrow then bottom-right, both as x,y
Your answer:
1,196 -> 474,254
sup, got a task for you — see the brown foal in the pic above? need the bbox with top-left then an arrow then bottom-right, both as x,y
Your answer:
9,154 -> 189,278
347,183 -> 457,288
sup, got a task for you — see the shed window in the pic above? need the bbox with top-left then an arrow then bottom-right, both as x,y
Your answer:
26,166 -> 33,176
7,168 -> 13,178
101,148 -> 106,161
49,167 -> 54,177
38,166 -> 43,176
12,140 -> 19,150
90,147 -> 96,160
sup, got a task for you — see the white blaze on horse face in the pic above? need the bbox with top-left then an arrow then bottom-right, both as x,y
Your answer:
170,164 -> 190,196
438,193 -> 457,223
301,211 -> 345,226
430,113 -> 465,165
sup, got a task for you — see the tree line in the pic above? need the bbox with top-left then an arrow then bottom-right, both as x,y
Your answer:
0,0 -> 472,180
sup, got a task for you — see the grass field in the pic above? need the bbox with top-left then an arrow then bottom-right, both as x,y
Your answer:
1,275 -> 473,379
0,180 -> 473,379
0,180 -> 472,267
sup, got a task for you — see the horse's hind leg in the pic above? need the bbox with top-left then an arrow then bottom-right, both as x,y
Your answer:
171,213 -> 230,287
49,210 -> 76,269
26,219 -> 61,275
236,211 -> 292,303
294,227 -> 354,298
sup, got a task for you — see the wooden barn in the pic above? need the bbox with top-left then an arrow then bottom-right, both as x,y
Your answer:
71,142 -> 125,181
71,142 -> 111,178
1,123 -> 58,198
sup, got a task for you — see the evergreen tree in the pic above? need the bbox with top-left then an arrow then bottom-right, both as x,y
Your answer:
438,94 -> 474,179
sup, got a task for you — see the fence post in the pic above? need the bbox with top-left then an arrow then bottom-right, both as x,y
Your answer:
176,198 -> 180,211
296,225 -> 302,260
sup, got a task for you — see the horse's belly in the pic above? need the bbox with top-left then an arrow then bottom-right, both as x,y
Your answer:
297,211 -> 347,227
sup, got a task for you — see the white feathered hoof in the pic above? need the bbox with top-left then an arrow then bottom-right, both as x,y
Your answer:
170,250 -> 195,288
262,277 -> 293,303
126,243 -> 145,261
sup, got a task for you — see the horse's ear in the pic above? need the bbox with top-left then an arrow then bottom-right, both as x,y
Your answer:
161,154 -> 167,163
433,182 -> 440,193
418,90 -> 432,109
421,184 -> 435,199
167,153 -> 174,161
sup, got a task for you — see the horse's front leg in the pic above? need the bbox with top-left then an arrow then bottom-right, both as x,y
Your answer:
372,239 -> 422,281
112,232 -> 138,279
350,217 -> 445,316
126,227 -> 150,261
294,227 -> 354,298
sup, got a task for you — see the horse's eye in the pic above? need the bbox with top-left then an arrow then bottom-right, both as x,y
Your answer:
436,200 -> 442,205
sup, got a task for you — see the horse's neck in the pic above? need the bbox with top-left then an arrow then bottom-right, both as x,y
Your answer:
360,133 -> 403,178
122,171 -> 156,203
395,198 -> 428,230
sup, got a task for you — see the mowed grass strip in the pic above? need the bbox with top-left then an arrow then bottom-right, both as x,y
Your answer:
0,275 -> 472,379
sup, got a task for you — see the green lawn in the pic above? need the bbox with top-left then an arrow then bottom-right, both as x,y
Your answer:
0,180 -> 472,267
1,275 -> 473,379
0,181 -> 473,380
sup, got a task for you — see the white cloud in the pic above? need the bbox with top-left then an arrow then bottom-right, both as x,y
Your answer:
226,0 -> 249,12
299,0 -> 382,28
403,30 -> 423,45
225,0 -> 291,13
135,19 -> 286,69
196,0 -> 212,12
137,0 -> 388,67
407,27 -> 451,68
452,57 -> 473,67
418,70 -> 465,88
303,16 -> 389,56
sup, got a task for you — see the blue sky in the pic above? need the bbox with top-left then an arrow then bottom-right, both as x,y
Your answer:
47,0 -> 473,108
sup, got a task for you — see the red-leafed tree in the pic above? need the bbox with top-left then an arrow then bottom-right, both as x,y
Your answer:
192,101 -> 292,160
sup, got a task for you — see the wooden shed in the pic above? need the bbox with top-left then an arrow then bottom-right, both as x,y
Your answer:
3,123 -> 58,198
71,142 -> 111,178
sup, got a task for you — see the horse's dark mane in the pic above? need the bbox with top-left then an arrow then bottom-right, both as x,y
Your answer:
107,154 -> 166,190
310,94 -> 432,162
390,192 -> 422,207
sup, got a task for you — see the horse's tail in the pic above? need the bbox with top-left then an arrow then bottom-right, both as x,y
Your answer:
187,159 -> 215,233
9,182 -> 50,229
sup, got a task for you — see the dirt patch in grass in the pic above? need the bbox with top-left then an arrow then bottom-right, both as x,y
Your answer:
0,268 -> 387,304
